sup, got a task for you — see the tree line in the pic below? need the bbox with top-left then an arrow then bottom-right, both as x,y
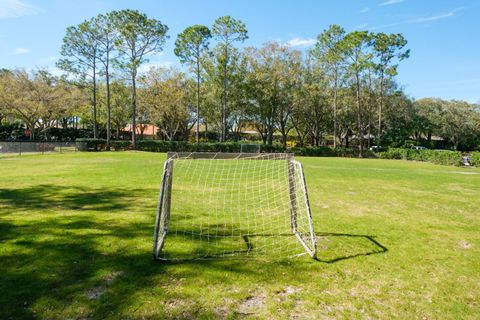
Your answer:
0,10 -> 479,151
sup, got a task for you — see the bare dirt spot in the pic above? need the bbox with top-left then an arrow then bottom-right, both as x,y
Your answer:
237,291 -> 266,316
214,305 -> 229,319
458,240 -> 472,250
86,285 -> 106,300
85,271 -> 123,300
105,271 -> 123,284
278,286 -> 301,299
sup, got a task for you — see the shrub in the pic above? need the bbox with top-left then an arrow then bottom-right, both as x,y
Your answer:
376,148 -> 463,166
111,140 -> 132,151
76,138 -> 106,151
469,152 -> 480,167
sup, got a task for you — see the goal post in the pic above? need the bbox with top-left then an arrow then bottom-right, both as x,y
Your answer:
153,152 -> 317,260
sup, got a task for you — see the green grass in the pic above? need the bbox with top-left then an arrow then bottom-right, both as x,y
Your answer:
1,152 -> 479,319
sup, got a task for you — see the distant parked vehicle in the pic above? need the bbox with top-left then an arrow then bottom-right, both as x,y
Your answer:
411,146 -> 427,150
369,145 -> 386,152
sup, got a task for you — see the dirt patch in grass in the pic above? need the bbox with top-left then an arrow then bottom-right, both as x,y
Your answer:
278,286 -> 301,300
237,291 -> 266,316
86,285 -> 106,300
458,240 -> 472,250
85,271 -> 123,300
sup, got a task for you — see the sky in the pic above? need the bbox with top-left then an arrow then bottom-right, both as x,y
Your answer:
0,0 -> 479,103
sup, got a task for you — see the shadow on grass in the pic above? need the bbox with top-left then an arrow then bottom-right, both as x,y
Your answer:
0,184 -> 388,319
156,231 -> 388,263
0,184 -> 149,212
315,232 -> 388,263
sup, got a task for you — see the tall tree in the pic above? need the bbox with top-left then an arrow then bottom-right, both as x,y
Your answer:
293,59 -> 330,146
140,68 -> 192,141
93,13 -> 118,150
343,31 -> 372,157
110,80 -> 131,139
312,24 -> 346,148
174,25 -> 212,143
58,20 -> 101,138
212,15 -> 248,142
245,42 -> 300,146
111,9 -> 168,149
372,32 -> 409,146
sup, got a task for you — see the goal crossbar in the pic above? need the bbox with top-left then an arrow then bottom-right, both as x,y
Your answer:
153,152 -> 317,260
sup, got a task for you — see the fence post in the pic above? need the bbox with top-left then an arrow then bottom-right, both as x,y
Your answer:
19,142 -> 22,156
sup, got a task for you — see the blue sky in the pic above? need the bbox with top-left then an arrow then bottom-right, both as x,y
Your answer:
0,0 -> 479,103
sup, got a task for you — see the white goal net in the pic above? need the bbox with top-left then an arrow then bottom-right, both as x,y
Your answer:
153,152 -> 317,260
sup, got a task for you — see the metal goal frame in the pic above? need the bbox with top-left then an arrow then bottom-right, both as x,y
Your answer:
153,152 -> 317,260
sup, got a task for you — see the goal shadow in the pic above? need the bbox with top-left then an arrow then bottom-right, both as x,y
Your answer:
156,230 -> 316,261
155,230 -> 387,263
313,232 -> 388,264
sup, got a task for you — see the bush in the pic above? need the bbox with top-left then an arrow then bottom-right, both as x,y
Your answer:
44,127 -> 91,141
76,138 -> 107,151
111,140 -> 132,151
469,152 -> 480,167
376,148 -> 463,166
0,122 -> 24,140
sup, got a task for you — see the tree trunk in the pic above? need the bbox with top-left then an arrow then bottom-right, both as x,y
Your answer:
221,45 -> 228,142
333,69 -> 338,148
131,69 -> 137,149
367,70 -> 373,149
267,121 -> 274,145
93,59 -> 98,139
377,73 -> 384,146
106,59 -> 111,151
355,72 -> 363,157
196,58 -> 201,144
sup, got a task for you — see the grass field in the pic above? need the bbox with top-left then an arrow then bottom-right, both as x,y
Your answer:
1,152 -> 479,319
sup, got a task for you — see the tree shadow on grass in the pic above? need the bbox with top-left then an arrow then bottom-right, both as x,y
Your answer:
0,215 -> 390,319
0,184 -> 388,319
0,184 -> 149,212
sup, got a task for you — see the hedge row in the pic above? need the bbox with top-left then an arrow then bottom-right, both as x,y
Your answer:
75,139 -> 372,157
76,138 -> 131,151
75,139 -> 474,167
376,148 -> 464,166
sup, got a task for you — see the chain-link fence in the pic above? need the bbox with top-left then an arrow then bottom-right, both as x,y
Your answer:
0,141 -> 77,157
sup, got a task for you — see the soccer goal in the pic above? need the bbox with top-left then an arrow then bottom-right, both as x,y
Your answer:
153,152 -> 317,260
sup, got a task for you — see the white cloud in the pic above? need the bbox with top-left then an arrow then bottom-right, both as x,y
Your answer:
379,0 -> 404,6
39,55 -> 57,63
286,37 -> 316,47
370,6 -> 464,30
14,47 -> 31,54
45,66 -> 64,77
410,7 -> 464,23
0,0 -> 42,18
360,7 -> 370,13
353,23 -> 369,30
138,61 -> 174,74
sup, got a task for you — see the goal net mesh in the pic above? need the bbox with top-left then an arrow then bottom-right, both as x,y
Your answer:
153,153 -> 316,260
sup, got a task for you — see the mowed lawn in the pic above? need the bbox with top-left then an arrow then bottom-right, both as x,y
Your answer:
1,152 -> 479,319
